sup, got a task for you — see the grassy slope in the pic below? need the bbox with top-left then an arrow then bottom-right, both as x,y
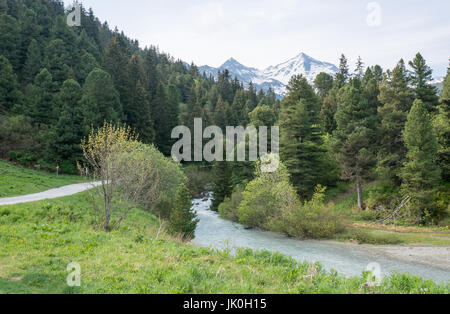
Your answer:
0,192 -> 448,294
326,183 -> 450,245
0,160 -> 85,198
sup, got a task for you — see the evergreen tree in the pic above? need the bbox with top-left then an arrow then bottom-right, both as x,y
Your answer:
28,68 -> 55,125
377,59 -> 414,184
77,52 -> 99,83
54,79 -> 83,165
0,55 -> 21,112
103,36 -> 129,105
355,56 -> 365,78
320,87 -> 339,134
434,65 -> 450,181
152,83 -> 174,155
23,39 -> 42,84
401,99 -> 441,223
0,0 -> 8,14
332,81 -> 376,209
408,53 -> 439,113
79,68 -> 123,132
212,160 -> 232,211
335,54 -> 349,88
314,72 -> 334,100
0,14 -> 20,70
123,54 -> 154,143
279,75 -> 327,198
44,39 -> 71,85
213,96 -> 232,130
168,184 -> 199,239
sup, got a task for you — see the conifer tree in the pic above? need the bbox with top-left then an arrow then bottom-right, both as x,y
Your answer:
23,39 -> 42,84
335,54 -> 349,88
0,55 -> 21,112
434,64 -> 450,181
401,99 -> 441,223
409,53 -> 439,113
355,56 -> 365,78
212,160 -> 232,211
377,59 -> 414,184
279,75 -> 327,198
79,68 -> 123,132
28,68 -> 55,125
314,72 -> 334,100
168,184 -> 199,239
44,39 -> 71,85
332,80 -> 376,209
320,87 -> 339,134
54,79 -> 83,164
0,14 -> 20,70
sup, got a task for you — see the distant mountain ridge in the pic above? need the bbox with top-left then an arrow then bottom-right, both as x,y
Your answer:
198,53 -> 339,96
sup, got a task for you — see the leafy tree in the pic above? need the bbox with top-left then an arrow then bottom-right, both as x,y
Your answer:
377,59 -> 414,184
401,99 -> 441,223
314,72 -> 334,99
408,53 -> 439,113
168,184 -> 199,240
279,75 -> 327,198
332,81 -> 376,209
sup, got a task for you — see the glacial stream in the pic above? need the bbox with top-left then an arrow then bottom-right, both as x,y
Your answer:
191,195 -> 450,283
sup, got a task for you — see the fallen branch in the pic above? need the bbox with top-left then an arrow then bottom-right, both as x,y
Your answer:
376,196 -> 411,225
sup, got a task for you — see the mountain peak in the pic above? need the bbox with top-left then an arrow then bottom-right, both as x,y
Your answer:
221,57 -> 243,67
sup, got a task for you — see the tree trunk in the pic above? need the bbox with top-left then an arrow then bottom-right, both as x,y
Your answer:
356,174 -> 364,210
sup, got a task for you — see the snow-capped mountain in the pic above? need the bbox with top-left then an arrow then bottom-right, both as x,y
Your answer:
198,52 -> 339,96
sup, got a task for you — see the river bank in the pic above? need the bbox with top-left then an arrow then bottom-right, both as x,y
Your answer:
192,195 -> 450,282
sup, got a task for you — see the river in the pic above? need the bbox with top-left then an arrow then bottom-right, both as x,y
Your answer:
191,195 -> 450,283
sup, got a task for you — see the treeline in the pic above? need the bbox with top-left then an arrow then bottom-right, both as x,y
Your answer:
217,54 -> 449,226
0,0 -> 280,172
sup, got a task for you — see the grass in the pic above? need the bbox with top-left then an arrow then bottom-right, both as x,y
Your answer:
0,160 -> 85,198
0,192 -> 448,294
325,182 -> 450,245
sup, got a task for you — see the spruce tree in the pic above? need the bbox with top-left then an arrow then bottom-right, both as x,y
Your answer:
320,87 -> 339,134
168,184 -> 199,239
279,75 -> 327,198
0,55 -> 20,112
401,99 -> 441,223
28,68 -> 55,125
44,39 -> 71,85
23,39 -> 42,84
54,79 -> 83,164
212,159 -> 232,211
377,59 -> 414,184
355,56 -> 365,78
434,65 -> 450,181
332,80 -> 376,209
0,14 -> 20,70
409,53 -> 439,113
335,54 -> 349,88
79,68 -> 123,133
314,72 -> 334,100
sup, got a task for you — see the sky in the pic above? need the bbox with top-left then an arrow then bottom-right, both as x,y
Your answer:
64,0 -> 450,78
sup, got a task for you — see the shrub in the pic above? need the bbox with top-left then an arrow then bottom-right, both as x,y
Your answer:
280,186 -> 345,239
218,186 -> 244,222
238,157 -> 299,229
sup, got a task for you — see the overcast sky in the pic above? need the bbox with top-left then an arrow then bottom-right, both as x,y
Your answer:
64,0 -> 450,77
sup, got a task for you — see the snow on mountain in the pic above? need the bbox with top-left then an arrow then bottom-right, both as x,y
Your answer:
198,53 -> 339,96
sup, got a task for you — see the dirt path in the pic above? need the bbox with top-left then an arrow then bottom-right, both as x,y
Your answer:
0,182 -> 102,206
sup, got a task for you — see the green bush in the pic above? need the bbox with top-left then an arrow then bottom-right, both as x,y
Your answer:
280,186 -> 345,239
218,186 -> 244,222
238,157 -> 299,229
